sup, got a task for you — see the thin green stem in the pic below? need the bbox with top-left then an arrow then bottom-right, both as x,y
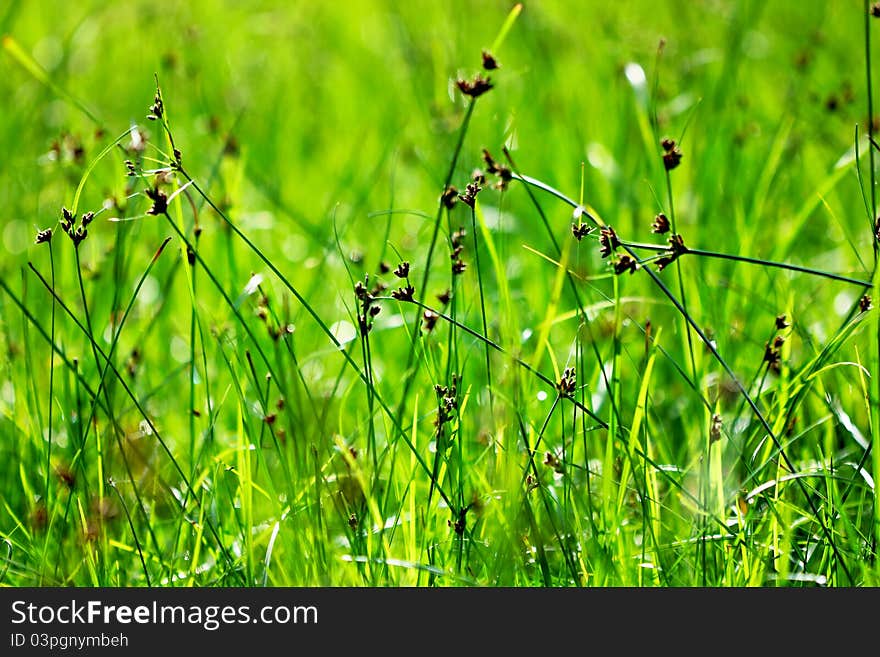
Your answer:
470,204 -> 494,415
622,241 -> 872,287
665,169 -> 698,386
515,171 -> 855,584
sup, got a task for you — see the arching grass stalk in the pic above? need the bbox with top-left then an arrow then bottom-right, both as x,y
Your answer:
513,171 -> 856,584
621,240 -> 872,287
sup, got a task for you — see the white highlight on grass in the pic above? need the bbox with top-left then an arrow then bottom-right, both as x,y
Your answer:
850,463 -> 874,491
587,142 -> 619,179
300,360 -> 324,385
329,320 -> 357,347
240,210 -> 275,230
480,204 -> 518,232
0,381 -> 14,407
128,123 -> 144,151
243,273 -> 264,296
44,427 -> 67,448
136,274 -> 159,306
537,390 -> 548,402
377,313 -> 405,330
833,291 -> 853,316
624,62 -> 646,90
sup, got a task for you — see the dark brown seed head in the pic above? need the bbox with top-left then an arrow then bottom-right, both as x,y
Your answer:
655,255 -> 674,271
598,226 -> 620,258
571,222 -> 591,241
391,284 -> 415,302
775,314 -> 790,330
70,226 -> 88,248
668,233 -> 687,254
357,313 -> 371,336
148,90 -> 164,120
710,414 -> 723,444
452,259 -> 467,275
441,185 -> 459,210
456,74 -> 493,98
423,309 -> 439,331
145,186 -> 168,216
56,464 -> 76,489
458,181 -> 482,208
482,148 -> 499,173
651,213 -> 670,234
481,148 -> 513,189
859,294 -> 873,312
60,207 -> 75,233
613,254 -> 638,275
661,137 -> 676,152
663,147 -> 683,171
556,367 -> 576,397
393,261 -> 410,279
437,288 -> 452,305
481,50 -> 499,70
35,228 -> 53,245
872,2 -> 880,17
763,341 -> 781,372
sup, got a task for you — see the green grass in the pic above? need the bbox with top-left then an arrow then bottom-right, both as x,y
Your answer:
0,0 -> 878,587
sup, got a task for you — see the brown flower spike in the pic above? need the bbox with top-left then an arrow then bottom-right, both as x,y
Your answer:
598,226 -> 620,258
441,185 -> 459,210
457,74 -> 493,98
614,254 -> 638,275
651,213 -> 670,234
661,137 -> 683,171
